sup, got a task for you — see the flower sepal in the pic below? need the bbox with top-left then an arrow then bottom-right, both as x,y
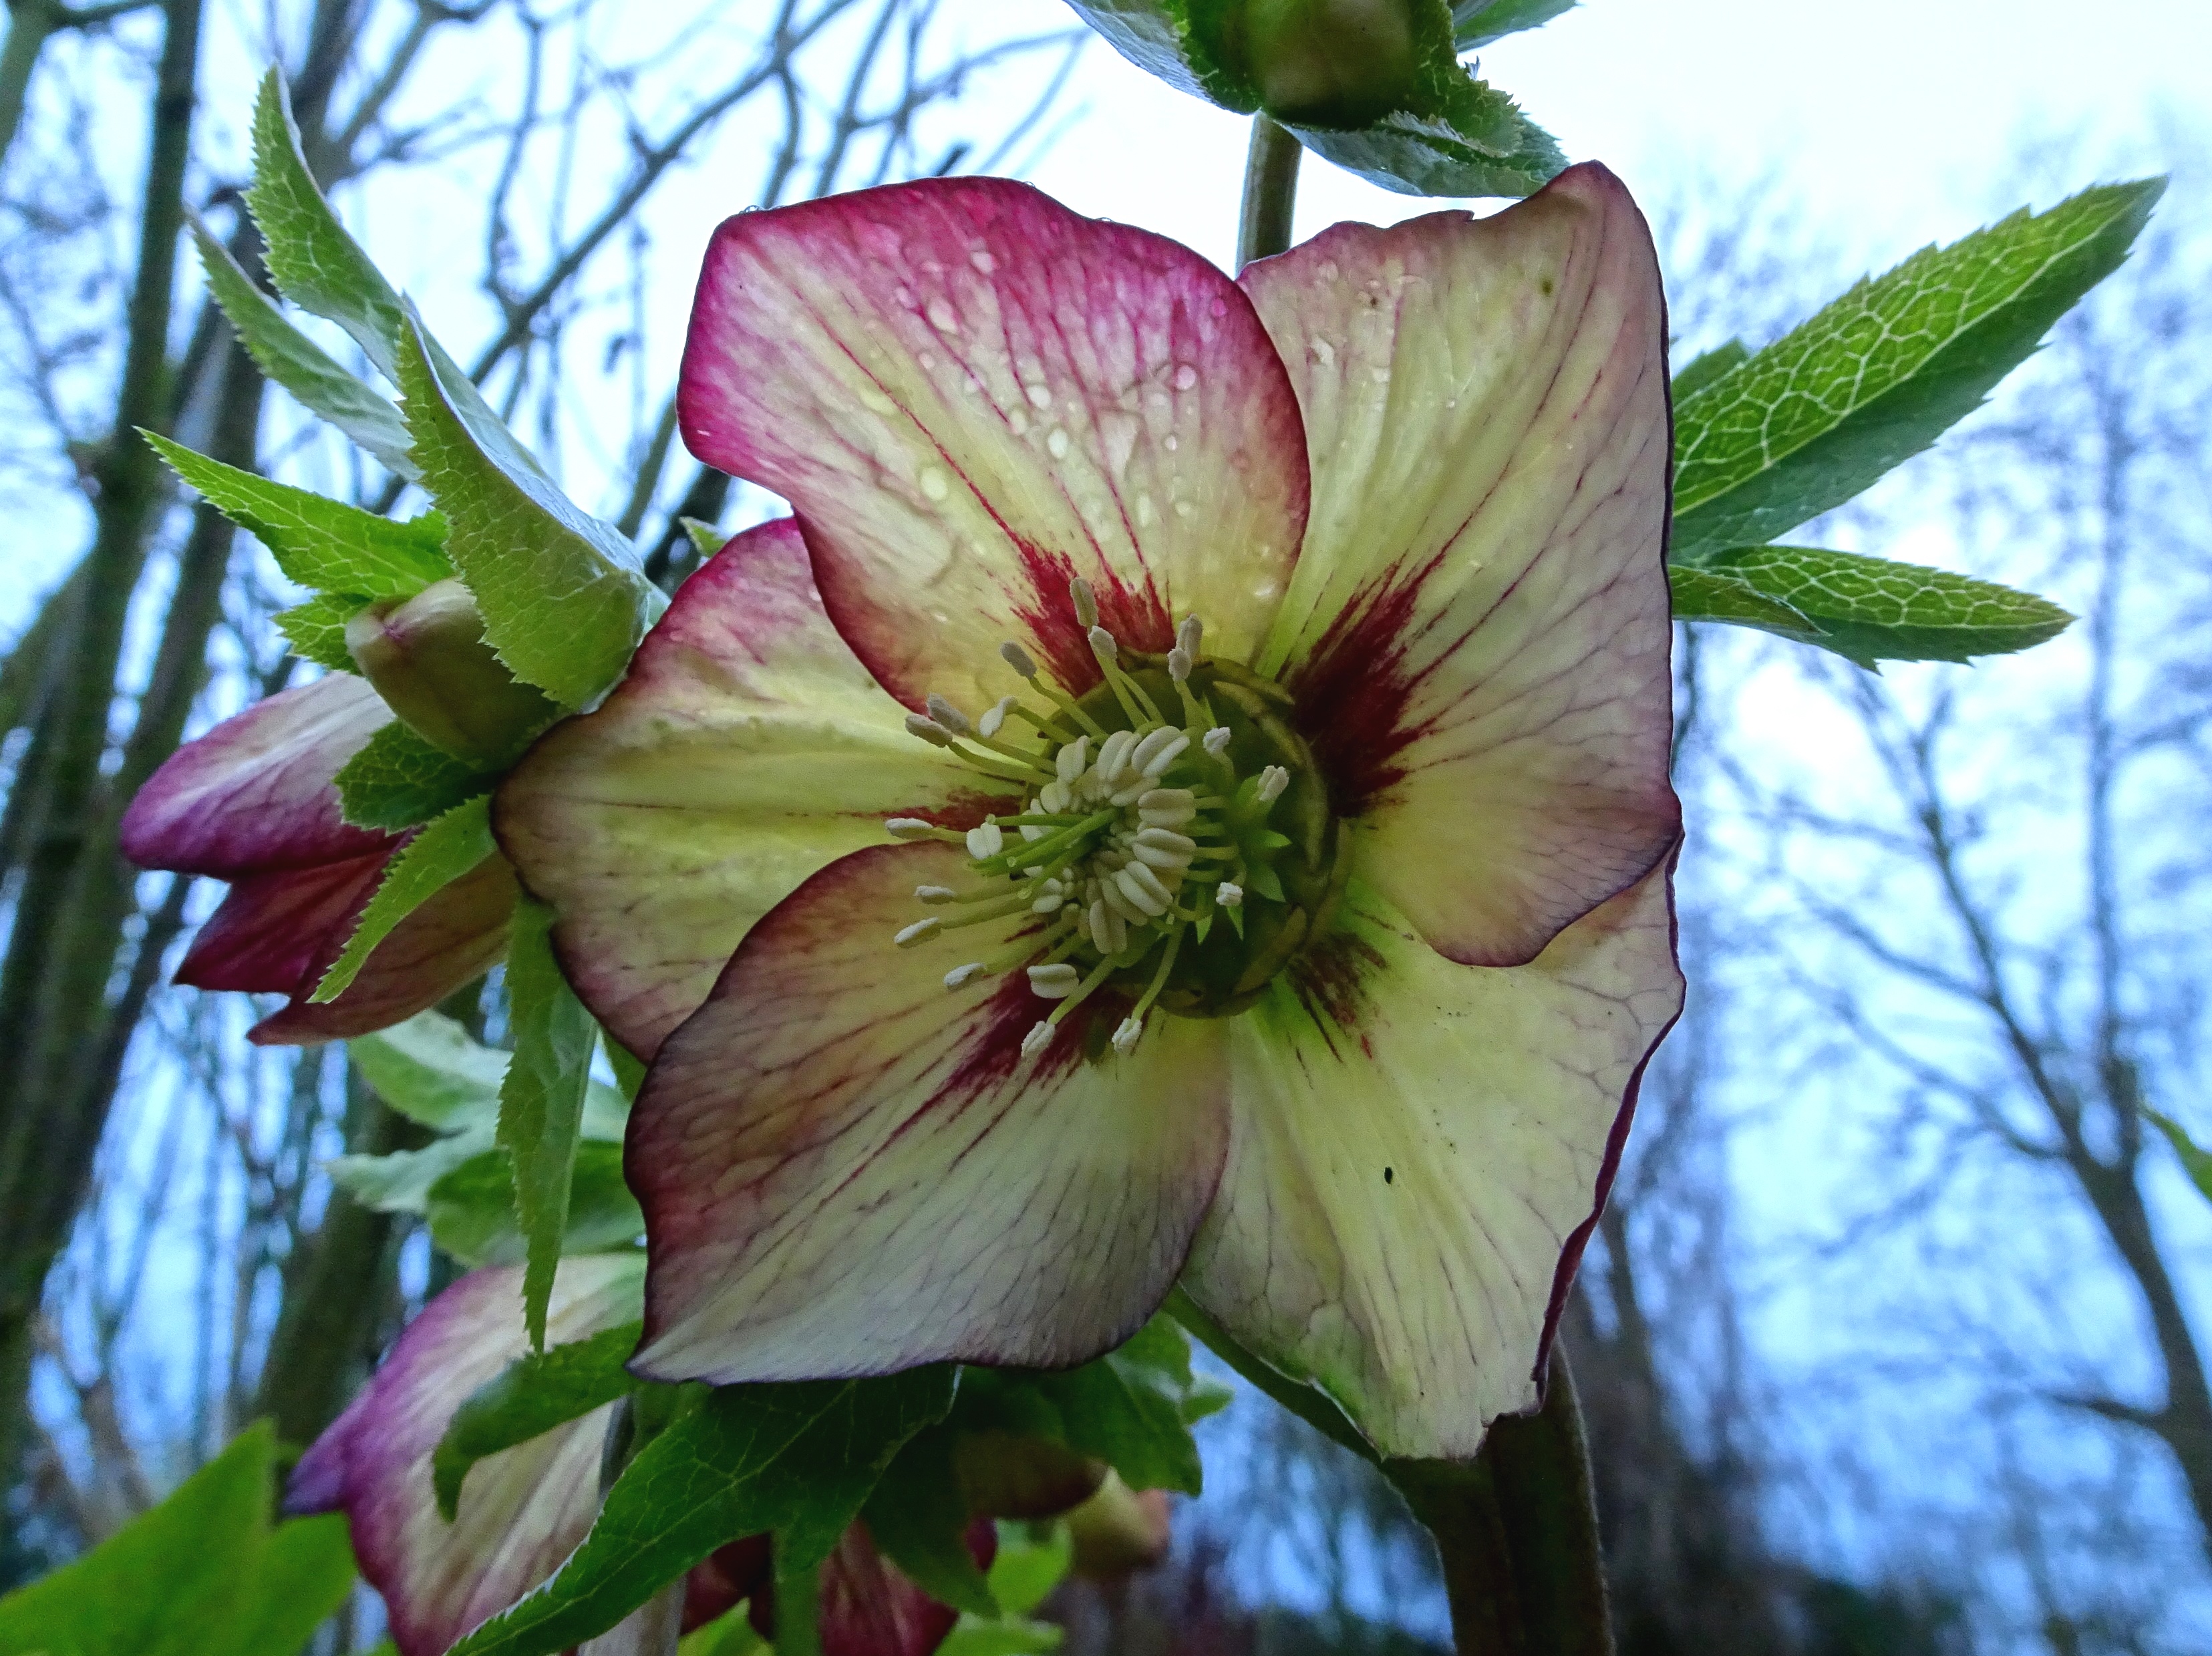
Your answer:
345,577 -> 562,769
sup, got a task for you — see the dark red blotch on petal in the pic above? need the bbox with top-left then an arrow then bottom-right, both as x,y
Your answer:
687,1522 -> 995,1656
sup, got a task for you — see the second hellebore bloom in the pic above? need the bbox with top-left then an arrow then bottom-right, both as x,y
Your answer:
497,166 -> 1683,1459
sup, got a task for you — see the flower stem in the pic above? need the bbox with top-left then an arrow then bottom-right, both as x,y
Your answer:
1386,1347 -> 1615,1656
774,1543 -> 822,1656
1237,115 -> 1301,269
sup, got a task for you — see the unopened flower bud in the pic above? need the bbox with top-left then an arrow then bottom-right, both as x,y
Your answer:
344,578 -> 558,768
1211,0 -> 1424,129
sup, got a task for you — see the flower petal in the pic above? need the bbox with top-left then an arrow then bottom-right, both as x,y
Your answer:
1180,858 -> 1682,1460
677,177 -> 1307,709
247,851 -> 516,1045
1240,164 -> 1678,967
174,853 -> 389,993
818,1522 -> 983,1656
495,518 -> 986,1062
120,673 -> 392,875
628,841 -> 1231,1382
287,1256 -> 645,1656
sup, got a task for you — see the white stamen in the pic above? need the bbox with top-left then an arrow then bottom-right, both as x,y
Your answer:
1115,863 -> 1172,917
1021,1021 -> 1056,1057
1138,789 -> 1196,828
1217,881 -> 1244,908
915,884 -> 959,904
1055,736 -> 1090,784
885,817 -> 937,840
1070,577 -> 1099,628
1088,624 -> 1118,663
1111,1015 -> 1144,1055
979,695 -> 1017,738
905,715 -> 954,748
1134,728 -> 1189,778
1000,641 -> 1038,679
1167,647 -> 1192,681
965,822 -> 1005,858
1256,765 -> 1290,803
1039,778 -> 1072,814
895,917 -> 941,947
1027,963 -> 1080,999
1100,876 -> 1147,924
1096,729 -> 1138,783
1203,726 -> 1233,757
925,693 -> 972,736
1088,897 -> 1126,955
944,962 -> 987,989
1130,828 -> 1197,869
1178,615 -> 1203,656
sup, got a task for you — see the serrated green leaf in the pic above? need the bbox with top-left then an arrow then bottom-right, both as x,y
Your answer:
393,309 -> 658,707
681,517 -> 732,559
2145,1108 -> 2212,1206
500,898 -> 598,1348
434,1313 -> 646,1518
1672,179 -> 2165,560
0,1423 -> 355,1656
983,1525 -> 1074,1618
864,1426 -> 997,1617
1670,338 -> 1746,402
1666,564 -> 1821,638
335,720 -> 496,832
1701,545 -> 2073,667
351,1009 -> 507,1126
1452,0 -> 1575,47
190,212 -> 418,478
425,1143 -> 643,1267
312,794 -> 496,1002
936,1619 -> 1065,1656
145,431 -> 449,597
679,1612 -> 770,1656
1034,1319 -> 1209,1494
1290,96 -> 1562,198
329,1126 -> 493,1212
277,594 -> 368,671
447,1370 -> 957,1656
248,68 -> 408,377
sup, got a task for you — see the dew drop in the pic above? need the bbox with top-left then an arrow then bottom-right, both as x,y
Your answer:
1163,434 -> 1179,452
1046,428 -> 1070,460
1136,493 -> 1156,528
894,284 -> 917,307
927,298 -> 959,333
1311,338 -> 1336,367
858,385 -> 897,414
970,248 -> 997,274
1007,406 -> 1030,436
1173,500 -> 1195,520
1172,363 -> 1199,390
1025,383 -> 1053,410
919,466 -> 951,502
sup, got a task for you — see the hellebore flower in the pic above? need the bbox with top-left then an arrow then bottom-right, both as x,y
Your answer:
496,167 -> 1682,1459
287,1257 -> 1005,1656
121,671 -> 516,1043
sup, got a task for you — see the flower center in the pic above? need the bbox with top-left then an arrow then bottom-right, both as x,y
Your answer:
885,580 -> 1348,1060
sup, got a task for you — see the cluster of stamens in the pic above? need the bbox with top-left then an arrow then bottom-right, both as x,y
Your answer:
885,578 -> 1298,1060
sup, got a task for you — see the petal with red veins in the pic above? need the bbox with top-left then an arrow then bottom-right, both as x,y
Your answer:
1180,857 -> 1682,1461
121,673 -> 393,876
816,1521 -> 987,1656
495,518 -> 990,1063
286,1256 -> 645,1656
1241,164 -> 1678,967
677,177 -> 1307,709
174,852 -> 390,993
247,850 -> 516,1045
628,842 -> 1231,1383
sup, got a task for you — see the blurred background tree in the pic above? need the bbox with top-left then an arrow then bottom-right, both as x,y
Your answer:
1,4 -> 2207,1653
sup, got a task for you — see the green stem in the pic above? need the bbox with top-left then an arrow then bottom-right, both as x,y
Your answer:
1237,114 -> 1301,269
774,1544 -> 822,1656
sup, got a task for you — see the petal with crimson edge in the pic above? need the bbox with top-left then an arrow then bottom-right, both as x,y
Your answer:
1180,858 -> 1681,1462
174,852 -> 389,994
629,841 -> 1231,1383
247,850 -> 516,1045
495,518 -> 986,1063
677,176 -> 1307,711
1241,164 -> 1678,967
120,673 -> 392,876
286,1257 -> 645,1656
705,1522 -> 993,1656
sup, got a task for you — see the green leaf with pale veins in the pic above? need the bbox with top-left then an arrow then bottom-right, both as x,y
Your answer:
277,595 -> 367,671
1452,0 -> 1576,47
144,432 -> 449,597
351,1009 -> 509,1126
190,212 -> 417,477
1670,338 -> 1746,402
1667,564 -> 1821,639
336,720 -> 496,832
313,794 -> 496,1003
1290,94 -> 1563,199
426,1143 -> 643,1267
434,1309 -> 646,1518
499,897 -> 599,1348
247,67 -> 408,377
446,1369 -> 957,1656
1700,545 -> 2073,667
2146,1108 -> 2212,1206
394,308 -> 659,707
1672,178 -> 2165,560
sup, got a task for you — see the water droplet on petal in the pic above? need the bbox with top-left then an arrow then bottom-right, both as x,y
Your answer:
1172,363 -> 1199,390
1174,500 -> 1195,520
919,467 -> 951,502
969,248 -> 997,274
927,298 -> 959,333
1046,428 -> 1070,460
1025,383 -> 1053,410
858,385 -> 897,414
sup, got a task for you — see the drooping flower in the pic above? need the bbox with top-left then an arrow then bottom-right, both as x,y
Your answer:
122,673 -> 515,1043
287,1256 -> 1009,1656
496,166 -> 1682,1459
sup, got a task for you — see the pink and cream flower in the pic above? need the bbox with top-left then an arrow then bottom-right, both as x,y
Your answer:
121,673 -> 514,1044
496,165 -> 1683,1460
